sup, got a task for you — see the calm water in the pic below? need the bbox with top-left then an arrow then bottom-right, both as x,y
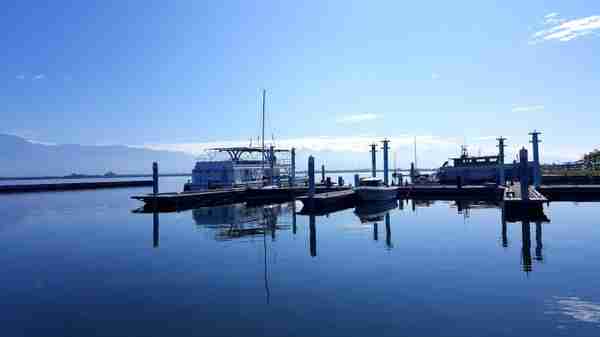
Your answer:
2,177 -> 600,337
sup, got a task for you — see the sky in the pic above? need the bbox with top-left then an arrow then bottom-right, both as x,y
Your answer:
2,0 -> 600,168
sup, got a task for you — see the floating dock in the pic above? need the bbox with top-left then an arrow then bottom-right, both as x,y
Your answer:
502,182 -> 547,220
0,180 -> 153,194
298,189 -> 357,214
397,184 -> 504,200
504,182 -> 547,205
133,185 -> 348,211
538,184 -> 600,201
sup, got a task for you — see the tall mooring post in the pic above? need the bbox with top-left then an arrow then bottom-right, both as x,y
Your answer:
321,164 -> 326,183
354,174 -> 360,187
497,137 -> 506,185
519,147 -> 529,201
290,147 -> 296,186
269,145 -> 275,185
382,139 -> 390,186
308,156 -> 315,199
410,162 -> 415,182
152,162 -> 159,195
530,130 -> 542,189
370,143 -> 377,177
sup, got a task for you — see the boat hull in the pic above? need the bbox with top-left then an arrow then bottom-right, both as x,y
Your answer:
354,186 -> 398,201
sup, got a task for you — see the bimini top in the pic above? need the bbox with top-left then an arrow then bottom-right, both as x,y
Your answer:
208,146 -> 291,162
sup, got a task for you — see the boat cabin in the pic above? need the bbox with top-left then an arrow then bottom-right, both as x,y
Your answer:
185,146 -> 292,191
359,177 -> 384,187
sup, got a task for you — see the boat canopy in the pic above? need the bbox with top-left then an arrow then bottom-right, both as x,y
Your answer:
209,146 -> 290,162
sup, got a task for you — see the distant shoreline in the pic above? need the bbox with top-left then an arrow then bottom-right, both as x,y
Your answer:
0,168 -> 438,181
0,173 -> 191,181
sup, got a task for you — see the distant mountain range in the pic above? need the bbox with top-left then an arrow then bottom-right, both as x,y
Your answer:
0,134 -> 196,177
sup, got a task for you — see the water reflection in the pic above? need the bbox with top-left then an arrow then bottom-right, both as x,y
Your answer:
385,213 -> 393,249
521,221 -> 533,273
535,222 -> 544,262
549,296 -> 600,325
143,197 -> 553,273
153,210 -> 159,248
309,215 -> 316,257
192,202 -> 293,241
354,200 -> 398,223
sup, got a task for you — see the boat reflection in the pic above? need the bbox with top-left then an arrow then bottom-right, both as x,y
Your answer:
192,202 -> 294,241
354,200 -> 398,223
147,196 -> 553,273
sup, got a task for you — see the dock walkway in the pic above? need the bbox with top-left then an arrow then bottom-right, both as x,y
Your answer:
504,182 -> 547,203
397,184 -> 504,200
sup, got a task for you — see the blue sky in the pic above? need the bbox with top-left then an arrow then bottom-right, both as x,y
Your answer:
2,1 -> 599,166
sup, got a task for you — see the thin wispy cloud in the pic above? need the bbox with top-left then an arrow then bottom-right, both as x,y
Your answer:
511,105 -> 544,113
336,113 -> 379,124
431,73 -> 440,80
531,13 -> 600,43
543,12 -> 565,25
33,74 -> 45,80
16,74 -> 25,80
135,134 -> 586,167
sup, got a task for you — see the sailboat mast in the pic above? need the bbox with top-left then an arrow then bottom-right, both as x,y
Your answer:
261,89 -> 266,174
414,136 -> 418,170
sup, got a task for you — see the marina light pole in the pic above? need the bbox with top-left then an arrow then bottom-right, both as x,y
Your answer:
382,139 -> 390,185
370,143 -> 377,178
529,131 -> 542,189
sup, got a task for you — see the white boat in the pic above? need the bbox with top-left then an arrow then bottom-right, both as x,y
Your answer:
183,90 -> 296,192
183,146 -> 293,191
354,177 -> 398,201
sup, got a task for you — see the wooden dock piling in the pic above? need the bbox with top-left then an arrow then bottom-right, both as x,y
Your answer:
152,162 -> 159,195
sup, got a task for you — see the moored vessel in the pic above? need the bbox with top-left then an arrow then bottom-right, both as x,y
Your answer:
354,177 -> 398,201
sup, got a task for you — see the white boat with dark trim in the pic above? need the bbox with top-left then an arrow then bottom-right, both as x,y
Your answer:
354,177 -> 398,201
183,146 -> 294,192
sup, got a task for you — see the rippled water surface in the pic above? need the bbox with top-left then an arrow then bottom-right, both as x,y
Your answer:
2,177 -> 600,337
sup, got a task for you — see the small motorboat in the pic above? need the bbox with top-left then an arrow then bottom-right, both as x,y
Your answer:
354,177 -> 398,201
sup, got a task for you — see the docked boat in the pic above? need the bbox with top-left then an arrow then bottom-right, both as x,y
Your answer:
354,177 -> 398,201
183,90 -> 299,192
183,146 -> 294,192
435,145 -> 519,184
